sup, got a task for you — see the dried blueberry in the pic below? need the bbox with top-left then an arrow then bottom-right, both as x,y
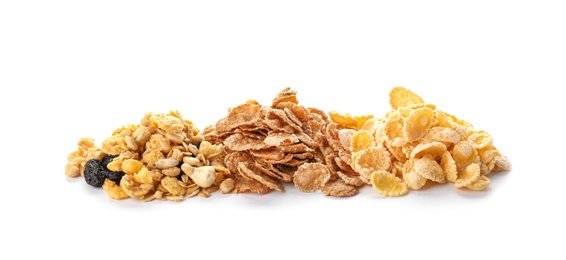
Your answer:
192,142 -> 201,149
105,170 -> 125,185
84,159 -> 106,188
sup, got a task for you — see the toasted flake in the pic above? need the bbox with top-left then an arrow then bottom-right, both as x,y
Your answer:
233,173 -> 270,194
238,163 -> 284,192
271,87 -> 298,107
336,170 -> 365,187
224,151 -> 252,173
263,133 -> 299,146
370,170 -> 408,197
249,148 -> 285,161
321,182 -> 359,197
224,133 -> 269,151
216,101 -> 262,133
293,163 -> 331,192
276,101 -> 308,122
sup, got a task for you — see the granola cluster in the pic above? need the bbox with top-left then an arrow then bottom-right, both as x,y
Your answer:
65,111 -> 231,201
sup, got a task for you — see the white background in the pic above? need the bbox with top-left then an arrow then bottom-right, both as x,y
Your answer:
1,1 -> 564,259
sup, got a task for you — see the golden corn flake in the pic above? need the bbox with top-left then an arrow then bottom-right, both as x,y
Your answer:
414,154 -> 445,183
410,141 -> 447,159
466,175 -> 490,191
383,113 -> 405,146
468,130 -> 494,150
389,86 -> 424,110
122,159 -> 144,175
455,163 -> 481,188
293,163 -> 331,192
440,151 -> 458,182
354,114 -> 374,129
133,167 -> 153,185
102,179 -> 130,200
424,126 -> 461,144
328,110 -> 359,129
371,170 -> 408,197
350,130 -> 375,153
452,141 -> 480,173
402,159 -> 427,190
353,147 -> 392,179
403,107 -> 434,142
161,176 -> 186,196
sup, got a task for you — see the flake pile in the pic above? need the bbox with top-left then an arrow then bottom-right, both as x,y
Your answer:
348,87 -> 511,196
204,88 -> 367,197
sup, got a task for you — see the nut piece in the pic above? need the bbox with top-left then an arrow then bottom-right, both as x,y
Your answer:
156,158 -> 179,169
219,178 -> 235,194
189,166 -> 216,188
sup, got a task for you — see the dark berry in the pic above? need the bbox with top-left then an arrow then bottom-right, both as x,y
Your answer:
105,170 -> 125,185
101,154 -> 118,169
84,159 -> 106,188
192,142 -> 201,149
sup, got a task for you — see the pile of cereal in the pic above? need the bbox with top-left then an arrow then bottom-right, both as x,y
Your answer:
65,87 -> 511,201
64,111 -> 231,201
347,87 -> 511,196
204,87 -> 367,197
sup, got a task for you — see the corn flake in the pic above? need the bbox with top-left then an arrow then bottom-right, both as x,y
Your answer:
371,170 -> 408,197
455,163 -> 481,188
353,147 -> 392,179
389,86 -> 424,110
350,130 -> 375,153
403,107 -> 434,142
414,154 -> 445,183
402,159 -> 427,190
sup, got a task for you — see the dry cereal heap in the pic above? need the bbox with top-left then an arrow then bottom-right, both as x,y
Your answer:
345,87 -> 511,196
65,111 -> 232,201
204,87 -> 369,197
65,87 -> 511,201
